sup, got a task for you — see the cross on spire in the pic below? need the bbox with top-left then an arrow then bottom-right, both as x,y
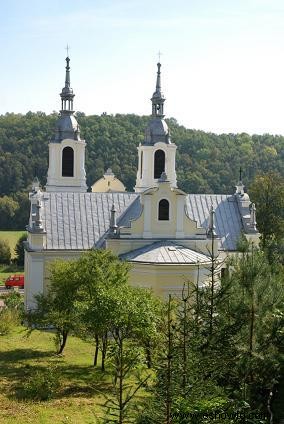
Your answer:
157,50 -> 162,63
65,44 -> 70,57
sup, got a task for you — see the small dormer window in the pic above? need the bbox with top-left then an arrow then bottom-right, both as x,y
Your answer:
62,146 -> 74,177
158,199 -> 169,220
154,149 -> 165,179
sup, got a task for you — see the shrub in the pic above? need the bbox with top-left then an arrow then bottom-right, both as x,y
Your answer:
21,367 -> 60,401
0,239 -> 11,264
0,308 -> 20,335
14,233 -> 27,266
5,291 -> 23,309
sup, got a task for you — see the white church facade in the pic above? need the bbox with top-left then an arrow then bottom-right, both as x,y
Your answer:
24,57 -> 259,310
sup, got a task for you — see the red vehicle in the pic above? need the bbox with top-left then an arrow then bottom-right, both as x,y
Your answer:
5,275 -> 24,289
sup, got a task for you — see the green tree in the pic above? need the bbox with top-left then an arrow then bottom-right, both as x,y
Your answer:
218,247 -> 284,411
0,196 -> 19,229
14,233 -> 27,266
1,112 -> 284,199
250,173 -> 284,247
26,258 -> 81,354
103,285 -> 161,423
13,192 -> 30,229
75,249 -> 130,370
0,239 -> 11,264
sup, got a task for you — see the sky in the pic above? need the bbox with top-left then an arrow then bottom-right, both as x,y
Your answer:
1,0 -> 284,134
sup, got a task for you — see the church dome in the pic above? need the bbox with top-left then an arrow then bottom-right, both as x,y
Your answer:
61,86 -> 74,96
144,117 -> 170,145
91,169 -> 126,193
52,114 -> 80,142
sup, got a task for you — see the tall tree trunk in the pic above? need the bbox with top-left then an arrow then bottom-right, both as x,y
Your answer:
119,337 -> 124,424
182,298 -> 187,390
248,286 -> 255,389
145,340 -> 152,369
209,235 -> 215,340
248,245 -> 255,388
181,282 -> 190,391
195,263 -> 200,327
57,329 -> 68,354
94,333 -> 99,366
166,294 -> 172,424
101,332 -> 108,372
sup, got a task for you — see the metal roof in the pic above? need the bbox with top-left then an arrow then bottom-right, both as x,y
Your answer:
39,192 -> 243,251
120,241 -> 210,264
41,192 -> 138,250
186,194 -> 243,251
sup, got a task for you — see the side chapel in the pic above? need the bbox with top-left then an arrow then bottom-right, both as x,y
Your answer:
24,57 -> 259,309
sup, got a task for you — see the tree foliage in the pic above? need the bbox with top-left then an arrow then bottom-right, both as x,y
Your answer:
26,258 -> 81,354
1,112 -> 284,229
0,239 -> 11,264
138,246 -> 284,423
249,172 -> 284,246
14,233 -> 27,266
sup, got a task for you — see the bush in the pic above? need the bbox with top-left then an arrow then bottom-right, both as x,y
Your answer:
14,233 -> 27,266
21,367 -> 60,401
0,308 -> 20,335
5,291 -> 23,311
0,239 -> 11,264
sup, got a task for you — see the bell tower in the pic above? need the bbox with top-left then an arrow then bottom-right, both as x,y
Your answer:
135,62 -> 177,193
46,56 -> 87,192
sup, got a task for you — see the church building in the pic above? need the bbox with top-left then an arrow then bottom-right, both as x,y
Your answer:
24,57 -> 259,310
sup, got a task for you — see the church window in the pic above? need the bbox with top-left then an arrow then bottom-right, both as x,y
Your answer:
158,199 -> 169,220
62,147 -> 74,177
154,149 -> 165,179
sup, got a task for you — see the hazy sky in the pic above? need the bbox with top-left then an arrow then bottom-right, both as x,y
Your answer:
1,0 -> 284,134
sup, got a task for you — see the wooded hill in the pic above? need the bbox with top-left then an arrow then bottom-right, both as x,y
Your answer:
1,111 -> 284,196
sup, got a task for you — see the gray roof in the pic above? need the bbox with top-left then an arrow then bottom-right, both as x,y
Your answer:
144,117 -> 170,145
52,113 -> 80,142
119,193 -> 243,250
185,194 -> 243,251
41,192 -> 138,250
120,241 -> 210,264
38,192 -> 243,251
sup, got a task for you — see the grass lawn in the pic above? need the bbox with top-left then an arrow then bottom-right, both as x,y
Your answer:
0,231 -> 26,258
0,327 -> 115,423
0,231 -> 26,284
0,265 -> 24,286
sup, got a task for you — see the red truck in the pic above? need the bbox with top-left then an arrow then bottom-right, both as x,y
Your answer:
5,275 -> 24,289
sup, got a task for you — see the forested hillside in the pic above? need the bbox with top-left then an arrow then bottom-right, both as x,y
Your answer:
1,111 -> 284,229
1,111 -> 284,195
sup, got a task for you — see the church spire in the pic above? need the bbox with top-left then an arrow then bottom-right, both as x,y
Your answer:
135,61 -> 177,192
51,55 -> 80,143
151,62 -> 165,117
60,56 -> 75,112
46,53 -> 87,193
143,62 -> 170,145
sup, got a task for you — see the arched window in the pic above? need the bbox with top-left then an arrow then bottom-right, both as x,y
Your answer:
62,147 -> 74,177
154,149 -> 165,179
158,199 -> 169,220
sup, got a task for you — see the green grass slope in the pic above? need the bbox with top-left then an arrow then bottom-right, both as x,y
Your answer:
0,231 -> 26,258
0,327 -> 111,423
